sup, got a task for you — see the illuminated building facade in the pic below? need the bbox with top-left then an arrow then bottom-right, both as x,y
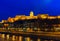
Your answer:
0,11 -> 60,32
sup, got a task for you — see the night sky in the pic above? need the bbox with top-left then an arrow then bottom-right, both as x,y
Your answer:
0,0 -> 60,21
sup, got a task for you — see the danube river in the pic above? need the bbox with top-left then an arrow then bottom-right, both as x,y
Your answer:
0,38 -> 55,41
0,37 -> 60,41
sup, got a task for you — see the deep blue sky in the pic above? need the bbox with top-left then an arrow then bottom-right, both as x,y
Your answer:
0,0 -> 60,21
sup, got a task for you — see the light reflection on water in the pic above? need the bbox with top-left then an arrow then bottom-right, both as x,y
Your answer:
0,36 -> 59,41
0,38 -> 56,41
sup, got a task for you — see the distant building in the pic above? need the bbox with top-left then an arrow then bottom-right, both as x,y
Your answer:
1,11 -> 59,23
2,20 -> 7,23
8,17 -> 14,22
0,11 -> 60,32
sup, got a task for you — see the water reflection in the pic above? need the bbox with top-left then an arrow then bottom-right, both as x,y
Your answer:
0,34 -> 59,41
0,38 -> 60,41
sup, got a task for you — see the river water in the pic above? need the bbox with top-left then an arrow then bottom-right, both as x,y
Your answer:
0,38 -> 59,41
0,38 -> 14,41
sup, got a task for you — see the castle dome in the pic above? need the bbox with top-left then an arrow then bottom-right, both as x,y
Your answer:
30,11 -> 34,16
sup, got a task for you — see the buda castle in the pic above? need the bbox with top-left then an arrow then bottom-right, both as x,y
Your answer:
0,11 -> 60,32
1,11 -> 60,23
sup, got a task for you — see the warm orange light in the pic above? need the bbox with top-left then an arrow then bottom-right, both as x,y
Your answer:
48,16 -> 57,19
57,16 -> 60,19
4,24 -> 9,27
21,16 -> 26,20
1,11 -> 60,22
40,14 -> 48,19
41,15 -> 47,18
2,20 -> 7,23
8,17 -> 14,22
58,24 -> 60,27
14,18 -> 19,21
26,16 -> 30,19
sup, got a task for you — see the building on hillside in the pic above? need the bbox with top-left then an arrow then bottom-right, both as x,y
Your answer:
0,11 -> 60,32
